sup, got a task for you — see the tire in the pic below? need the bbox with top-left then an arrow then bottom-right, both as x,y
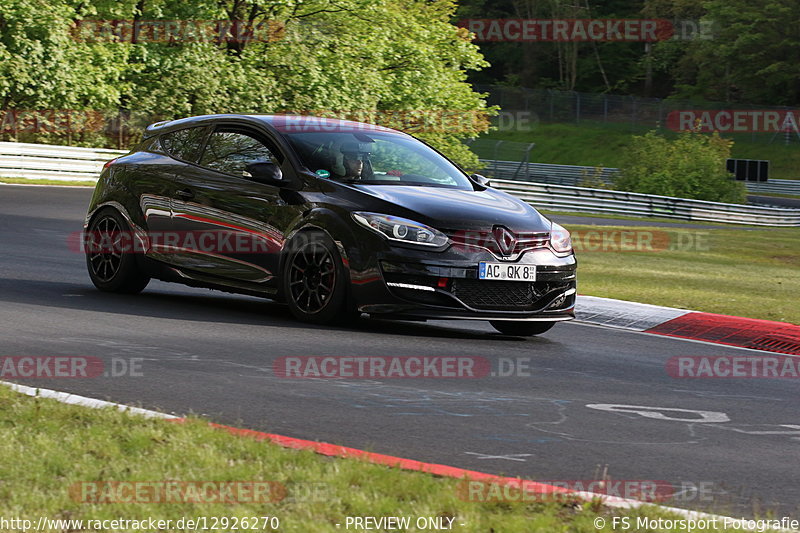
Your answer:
490,320 -> 556,336
282,231 -> 353,325
85,208 -> 150,294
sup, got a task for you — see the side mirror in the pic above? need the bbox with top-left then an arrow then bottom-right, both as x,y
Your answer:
245,161 -> 284,186
470,173 -> 490,187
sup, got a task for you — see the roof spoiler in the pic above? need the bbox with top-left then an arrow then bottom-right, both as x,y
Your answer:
143,120 -> 173,137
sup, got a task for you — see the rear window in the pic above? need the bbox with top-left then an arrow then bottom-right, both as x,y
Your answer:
160,127 -> 207,162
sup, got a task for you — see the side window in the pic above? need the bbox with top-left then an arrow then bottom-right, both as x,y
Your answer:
160,127 -> 207,162
199,130 -> 280,176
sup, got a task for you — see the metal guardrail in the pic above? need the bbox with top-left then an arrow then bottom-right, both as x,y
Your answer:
0,142 -> 126,181
478,84 -> 800,146
480,159 -> 616,186
481,159 -> 800,195
491,179 -> 800,227
745,180 -> 800,194
1,142 -> 797,226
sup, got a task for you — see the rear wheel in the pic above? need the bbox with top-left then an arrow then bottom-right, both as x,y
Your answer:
85,208 -> 150,294
490,320 -> 556,336
283,231 -> 352,324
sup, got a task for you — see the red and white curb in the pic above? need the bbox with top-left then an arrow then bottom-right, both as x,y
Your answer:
577,295 -> 800,356
3,380 -> 795,532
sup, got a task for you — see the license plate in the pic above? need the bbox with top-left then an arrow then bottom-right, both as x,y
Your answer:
478,262 -> 536,281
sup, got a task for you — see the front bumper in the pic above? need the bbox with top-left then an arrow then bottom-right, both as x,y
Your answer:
351,245 -> 577,321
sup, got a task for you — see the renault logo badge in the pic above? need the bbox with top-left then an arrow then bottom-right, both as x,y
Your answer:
493,226 -> 517,255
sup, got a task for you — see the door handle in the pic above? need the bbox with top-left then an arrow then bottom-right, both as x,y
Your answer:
175,189 -> 194,200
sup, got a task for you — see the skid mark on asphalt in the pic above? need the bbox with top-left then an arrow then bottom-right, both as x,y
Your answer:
264,380 -> 575,418
668,388 -> 788,401
476,433 -> 563,444
57,336 -> 191,358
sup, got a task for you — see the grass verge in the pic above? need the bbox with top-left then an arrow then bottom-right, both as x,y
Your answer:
0,177 -> 97,187
480,122 -> 800,180
567,223 -> 800,323
539,209 -> 764,228
0,385 -> 751,533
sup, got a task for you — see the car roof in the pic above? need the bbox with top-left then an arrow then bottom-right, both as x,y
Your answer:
144,114 -> 409,138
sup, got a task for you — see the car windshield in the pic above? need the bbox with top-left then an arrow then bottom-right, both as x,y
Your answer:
285,131 -> 473,189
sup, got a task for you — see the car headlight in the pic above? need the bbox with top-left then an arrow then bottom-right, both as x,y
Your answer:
550,222 -> 572,254
352,212 -> 449,247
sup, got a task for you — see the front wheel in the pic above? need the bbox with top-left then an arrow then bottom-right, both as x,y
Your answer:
490,320 -> 556,336
283,231 -> 352,325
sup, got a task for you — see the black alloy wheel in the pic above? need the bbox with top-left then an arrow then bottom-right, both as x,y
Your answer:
86,208 -> 150,294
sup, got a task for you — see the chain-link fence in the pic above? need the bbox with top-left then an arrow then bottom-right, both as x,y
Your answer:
463,138 -> 534,163
476,84 -> 800,145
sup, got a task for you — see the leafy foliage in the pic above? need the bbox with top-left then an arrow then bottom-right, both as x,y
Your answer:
458,0 -> 800,106
674,0 -> 800,105
615,129 -> 746,203
0,0 -> 493,166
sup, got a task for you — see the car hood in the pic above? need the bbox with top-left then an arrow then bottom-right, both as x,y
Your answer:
349,184 -> 551,232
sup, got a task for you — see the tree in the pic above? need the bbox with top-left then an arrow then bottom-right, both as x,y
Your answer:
615,129 -> 746,203
0,0 -> 494,167
674,0 -> 800,105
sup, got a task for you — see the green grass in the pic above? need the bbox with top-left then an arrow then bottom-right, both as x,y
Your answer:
0,385 -> 758,533
567,224 -> 800,323
0,177 -> 97,187
480,121 -> 800,180
538,209 -> 766,228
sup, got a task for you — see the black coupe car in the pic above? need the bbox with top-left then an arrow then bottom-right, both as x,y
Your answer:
84,114 -> 576,335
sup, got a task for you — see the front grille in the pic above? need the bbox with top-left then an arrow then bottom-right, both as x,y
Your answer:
444,230 -> 549,256
451,279 -> 568,311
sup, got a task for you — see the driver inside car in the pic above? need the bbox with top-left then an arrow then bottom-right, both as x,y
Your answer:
337,142 -> 373,180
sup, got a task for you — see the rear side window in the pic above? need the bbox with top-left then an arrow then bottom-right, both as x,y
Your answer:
199,130 -> 281,176
161,127 -> 207,162
135,135 -> 163,153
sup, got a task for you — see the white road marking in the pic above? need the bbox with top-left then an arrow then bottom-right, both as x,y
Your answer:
586,404 -> 730,423
464,452 -> 534,462
0,380 -> 177,419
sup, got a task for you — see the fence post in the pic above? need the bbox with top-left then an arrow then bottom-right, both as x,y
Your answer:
575,92 -> 581,124
523,143 -> 534,179
603,94 -> 608,123
493,141 -> 502,175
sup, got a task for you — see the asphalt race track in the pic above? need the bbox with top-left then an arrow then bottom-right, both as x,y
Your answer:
2,184 -> 798,519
